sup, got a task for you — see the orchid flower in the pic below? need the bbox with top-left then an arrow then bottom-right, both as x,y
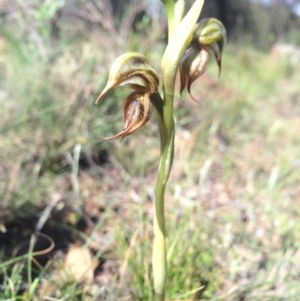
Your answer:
180,18 -> 226,100
96,52 -> 159,139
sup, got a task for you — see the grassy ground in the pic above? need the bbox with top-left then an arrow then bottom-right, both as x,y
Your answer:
1,5 -> 300,301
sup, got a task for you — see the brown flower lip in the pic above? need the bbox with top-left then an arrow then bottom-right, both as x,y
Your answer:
103,92 -> 152,140
179,43 -> 210,100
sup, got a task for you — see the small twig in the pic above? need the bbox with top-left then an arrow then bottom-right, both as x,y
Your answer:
119,228 -> 140,288
35,196 -> 60,234
64,143 -> 82,196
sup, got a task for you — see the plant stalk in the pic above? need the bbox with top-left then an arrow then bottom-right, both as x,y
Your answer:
152,100 -> 174,301
151,91 -> 174,301
152,1 -> 205,300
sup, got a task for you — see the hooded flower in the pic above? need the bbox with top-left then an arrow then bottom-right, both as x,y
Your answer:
179,18 -> 226,100
96,53 -> 159,139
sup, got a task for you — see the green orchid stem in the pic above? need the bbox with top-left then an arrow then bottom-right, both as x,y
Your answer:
95,1 -> 224,300
152,83 -> 175,301
161,0 -> 175,41
151,91 -> 174,301
152,1 -> 205,300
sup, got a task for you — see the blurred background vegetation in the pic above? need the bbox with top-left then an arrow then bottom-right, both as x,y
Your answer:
0,0 -> 300,300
